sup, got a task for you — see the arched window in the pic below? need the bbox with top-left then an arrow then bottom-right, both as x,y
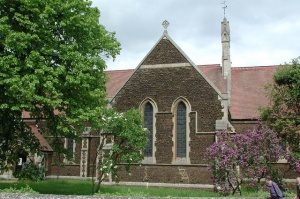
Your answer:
176,102 -> 186,157
64,138 -> 75,163
144,102 -> 153,157
67,139 -> 74,154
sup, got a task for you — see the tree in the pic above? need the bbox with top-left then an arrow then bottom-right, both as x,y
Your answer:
260,57 -> 300,175
205,124 -> 284,196
0,0 -> 121,171
92,108 -> 148,193
260,57 -> 300,153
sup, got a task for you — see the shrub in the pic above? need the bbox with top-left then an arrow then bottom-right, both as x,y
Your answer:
205,123 -> 284,196
0,184 -> 38,194
268,169 -> 289,192
16,162 -> 45,181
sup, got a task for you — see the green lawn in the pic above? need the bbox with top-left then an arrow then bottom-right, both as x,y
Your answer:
0,179 -> 93,195
0,179 -> 294,197
97,185 -> 219,197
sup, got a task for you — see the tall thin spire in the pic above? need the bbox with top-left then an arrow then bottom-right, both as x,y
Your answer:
221,18 -> 230,79
217,1 -> 233,132
221,6 -> 231,102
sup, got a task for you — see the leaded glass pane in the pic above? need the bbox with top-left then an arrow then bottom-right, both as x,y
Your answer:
144,103 -> 153,157
67,139 -> 73,154
177,102 -> 186,157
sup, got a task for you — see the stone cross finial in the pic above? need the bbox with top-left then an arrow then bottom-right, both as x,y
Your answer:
162,20 -> 170,30
221,1 -> 227,17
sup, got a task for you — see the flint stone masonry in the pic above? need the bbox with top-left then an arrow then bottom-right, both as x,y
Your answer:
141,39 -> 189,65
110,34 -> 224,184
115,164 -> 212,184
113,66 -> 223,132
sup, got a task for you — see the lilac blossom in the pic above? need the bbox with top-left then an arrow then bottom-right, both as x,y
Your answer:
205,123 -> 285,196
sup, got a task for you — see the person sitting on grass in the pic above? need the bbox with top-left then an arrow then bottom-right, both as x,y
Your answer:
266,175 -> 284,199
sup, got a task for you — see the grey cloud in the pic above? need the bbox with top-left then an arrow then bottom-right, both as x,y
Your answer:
94,0 -> 300,70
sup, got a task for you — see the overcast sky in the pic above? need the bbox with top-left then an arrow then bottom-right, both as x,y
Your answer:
92,0 -> 300,71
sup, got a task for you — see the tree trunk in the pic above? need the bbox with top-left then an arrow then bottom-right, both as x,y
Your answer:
95,173 -> 104,193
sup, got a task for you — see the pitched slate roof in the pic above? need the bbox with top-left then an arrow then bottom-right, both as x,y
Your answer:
105,69 -> 134,99
230,65 -> 277,119
22,112 -> 54,152
29,124 -> 53,152
198,64 -> 227,94
105,65 -> 278,120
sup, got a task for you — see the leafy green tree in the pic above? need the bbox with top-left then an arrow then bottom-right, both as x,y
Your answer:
0,0 -> 121,171
92,108 -> 148,193
260,57 -> 300,153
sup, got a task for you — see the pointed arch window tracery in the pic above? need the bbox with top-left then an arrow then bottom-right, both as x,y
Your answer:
144,102 -> 153,157
176,101 -> 187,157
140,98 -> 157,164
172,97 -> 191,164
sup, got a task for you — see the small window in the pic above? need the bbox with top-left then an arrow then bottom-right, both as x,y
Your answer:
65,138 -> 75,162
67,139 -> 74,154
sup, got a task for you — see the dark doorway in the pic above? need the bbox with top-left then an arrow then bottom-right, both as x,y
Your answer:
14,151 -> 27,177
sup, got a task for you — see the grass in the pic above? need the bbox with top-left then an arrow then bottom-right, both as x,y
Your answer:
0,179 -> 93,195
0,179 -> 295,197
97,185 -> 220,197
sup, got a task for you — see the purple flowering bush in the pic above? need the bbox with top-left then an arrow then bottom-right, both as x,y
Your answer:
205,123 -> 285,196
205,131 -> 242,196
285,152 -> 300,174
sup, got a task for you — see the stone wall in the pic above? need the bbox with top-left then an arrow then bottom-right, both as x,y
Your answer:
115,164 -> 213,184
113,67 -> 223,131
109,62 -> 224,184
142,39 -> 188,65
46,136 -> 100,177
112,66 -> 222,166
232,121 -> 258,133
155,113 -> 173,164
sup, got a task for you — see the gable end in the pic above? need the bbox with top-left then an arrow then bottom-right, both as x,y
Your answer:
142,38 -> 189,65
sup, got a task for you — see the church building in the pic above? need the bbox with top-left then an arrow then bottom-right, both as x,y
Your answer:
2,16 -> 287,187
100,18 -> 280,186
